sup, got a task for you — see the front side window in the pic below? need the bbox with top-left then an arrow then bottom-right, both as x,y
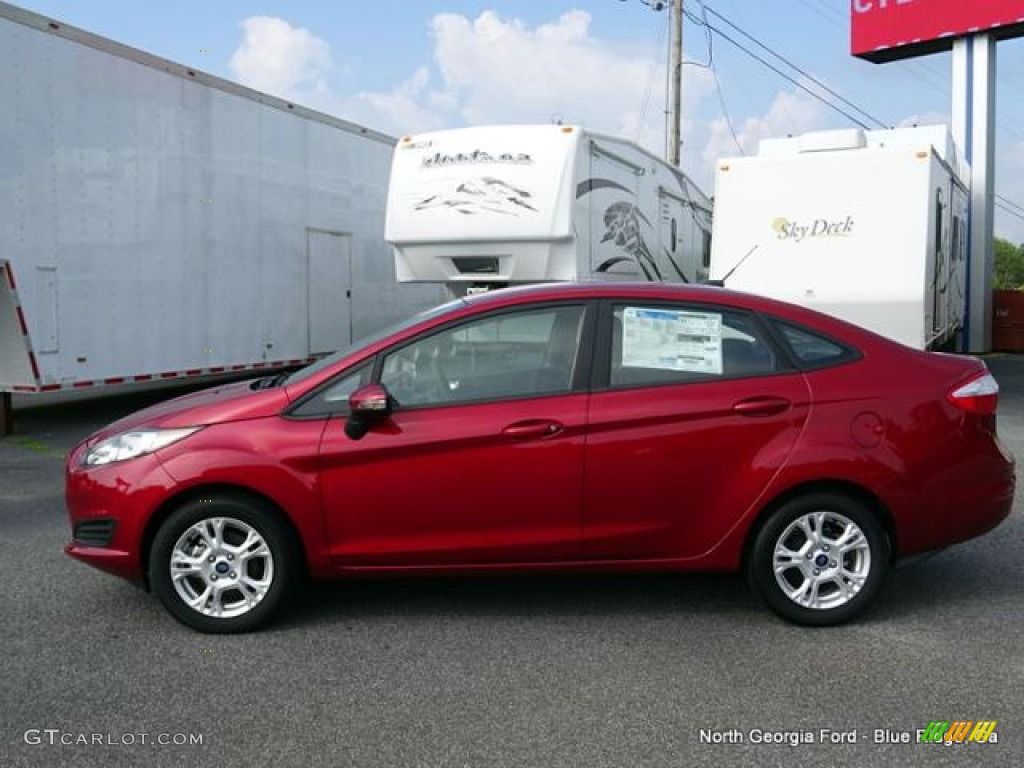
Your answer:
381,305 -> 586,407
285,298 -> 466,386
289,364 -> 371,418
610,304 -> 779,388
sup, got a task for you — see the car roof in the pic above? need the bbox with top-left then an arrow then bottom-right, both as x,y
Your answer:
463,281 -> 741,306
463,281 -> 790,316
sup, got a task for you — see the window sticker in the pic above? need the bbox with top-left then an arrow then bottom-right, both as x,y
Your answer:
621,307 -> 723,374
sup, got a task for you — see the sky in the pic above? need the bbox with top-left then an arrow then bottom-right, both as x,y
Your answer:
11,0 -> 1024,242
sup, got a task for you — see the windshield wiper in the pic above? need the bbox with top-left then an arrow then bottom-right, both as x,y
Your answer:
250,372 -> 289,391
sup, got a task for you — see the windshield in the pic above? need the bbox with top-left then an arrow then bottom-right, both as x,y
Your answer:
284,298 -> 467,386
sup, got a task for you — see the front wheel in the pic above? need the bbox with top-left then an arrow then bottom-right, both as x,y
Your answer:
747,493 -> 888,626
149,495 -> 298,633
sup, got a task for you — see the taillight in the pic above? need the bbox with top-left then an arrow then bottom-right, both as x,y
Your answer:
947,371 -> 999,415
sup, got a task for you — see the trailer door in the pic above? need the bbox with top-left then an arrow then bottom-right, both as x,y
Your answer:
307,229 -> 353,355
657,189 -> 694,283
586,144 -> 646,279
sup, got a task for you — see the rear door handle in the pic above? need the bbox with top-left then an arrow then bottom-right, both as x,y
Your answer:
733,396 -> 791,417
501,420 -> 564,439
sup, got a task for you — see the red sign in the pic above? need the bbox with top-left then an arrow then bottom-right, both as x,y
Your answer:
852,0 -> 1024,62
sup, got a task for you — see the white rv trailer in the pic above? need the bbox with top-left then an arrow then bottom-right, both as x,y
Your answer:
0,2 -> 442,431
385,124 -> 713,293
709,126 -> 968,350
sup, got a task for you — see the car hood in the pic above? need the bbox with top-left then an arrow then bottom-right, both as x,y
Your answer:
88,379 -> 290,442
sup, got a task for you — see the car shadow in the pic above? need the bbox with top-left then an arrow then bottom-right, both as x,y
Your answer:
73,547 -> 1018,633
279,571 -> 758,629
277,533 -> 1022,631
868,551 -> 1019,621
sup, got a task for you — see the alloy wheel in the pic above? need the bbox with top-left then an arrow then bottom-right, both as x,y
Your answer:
772,510 -> 872,611
169,516 -> 275,619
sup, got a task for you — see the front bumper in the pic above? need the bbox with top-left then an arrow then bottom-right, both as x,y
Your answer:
64,446 -> 178,583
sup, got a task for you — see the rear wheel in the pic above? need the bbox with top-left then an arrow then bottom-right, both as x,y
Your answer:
149,495 -> 298,633
748,493 -> 888,626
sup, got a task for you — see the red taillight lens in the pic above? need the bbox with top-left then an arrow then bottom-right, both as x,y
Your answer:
947,371 -> 999,415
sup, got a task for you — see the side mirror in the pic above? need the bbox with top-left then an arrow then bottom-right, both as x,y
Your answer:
345,383 -> 392,440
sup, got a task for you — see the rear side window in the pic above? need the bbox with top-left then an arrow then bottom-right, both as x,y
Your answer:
773,322 -> 857,369
609,305 -> 781,388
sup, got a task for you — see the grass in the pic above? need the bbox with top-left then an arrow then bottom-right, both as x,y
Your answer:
3,436 -> 60,456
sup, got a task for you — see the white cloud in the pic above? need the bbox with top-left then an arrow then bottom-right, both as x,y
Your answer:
350,9 -> 709,157
229,17 -> 333,105
427,11 -> 654,129
356,67 -> 448,134
702,88 -> 828,169
226,10 -> 719,164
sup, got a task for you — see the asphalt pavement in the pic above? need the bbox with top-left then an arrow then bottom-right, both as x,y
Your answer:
1,359 -> 1022,768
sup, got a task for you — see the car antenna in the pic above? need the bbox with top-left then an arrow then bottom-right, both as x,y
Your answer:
716,244 -> 759,286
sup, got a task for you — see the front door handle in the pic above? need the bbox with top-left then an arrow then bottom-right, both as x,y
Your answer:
501,420 -> 564,439
733,396 -> 791,417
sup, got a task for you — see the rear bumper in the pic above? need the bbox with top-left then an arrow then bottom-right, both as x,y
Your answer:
891,452 -> 1015,556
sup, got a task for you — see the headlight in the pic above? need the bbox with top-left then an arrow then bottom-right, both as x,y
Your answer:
82,427 -> 202,467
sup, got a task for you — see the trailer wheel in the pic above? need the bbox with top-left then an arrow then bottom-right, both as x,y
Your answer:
747,493 -> 888,626
149,496 -> 298,633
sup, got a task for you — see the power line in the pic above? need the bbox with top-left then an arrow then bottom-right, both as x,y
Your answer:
626,1 -> 891,136
710,58 -> 744,153
684,0 -> 713,68
692,3 -> 1024,222
624,0 -> 883,133
790,1 -> 1024,144
683,8 -> 877,129
996,194 -> 1024,217
698,6 -> 890,129
634,9 -> 670,142
695,1 -> 744,154
996,199 -> 1024,224
623,0 -> 1024,224
789,0 -> 846,30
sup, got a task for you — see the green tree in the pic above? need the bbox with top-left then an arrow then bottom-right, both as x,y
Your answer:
993,237 -> 1024,289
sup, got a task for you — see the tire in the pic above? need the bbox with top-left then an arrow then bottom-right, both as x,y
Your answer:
149,495 -> 298,633
747,492 -> 889,626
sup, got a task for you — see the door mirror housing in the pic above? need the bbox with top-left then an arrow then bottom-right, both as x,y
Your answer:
349,383 -> 391,415
345,383 -> 392,440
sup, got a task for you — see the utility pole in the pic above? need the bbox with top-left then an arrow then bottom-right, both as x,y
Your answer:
668,0 -> 683,167
624,0 -> 683,166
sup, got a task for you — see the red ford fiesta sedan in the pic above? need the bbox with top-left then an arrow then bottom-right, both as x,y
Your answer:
65,283 -> 1015,632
